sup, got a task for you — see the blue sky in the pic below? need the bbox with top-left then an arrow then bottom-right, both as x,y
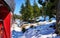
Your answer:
14,0 -> 41,15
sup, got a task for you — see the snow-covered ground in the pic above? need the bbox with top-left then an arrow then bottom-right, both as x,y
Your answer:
11,23 -> 22,32
11,18 -> 60,38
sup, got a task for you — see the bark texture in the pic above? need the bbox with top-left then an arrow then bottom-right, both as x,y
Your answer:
56,0 -> 60,34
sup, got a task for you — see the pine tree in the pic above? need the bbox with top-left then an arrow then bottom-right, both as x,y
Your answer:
20,3 -> 26,21
38,0 -> 47,21
38,0 -> 60,35
38,0 -> 56,20
25,0 -> 33,21
33,0 -> 40,19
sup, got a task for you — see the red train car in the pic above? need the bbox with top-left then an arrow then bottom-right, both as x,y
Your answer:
0,0 -> 15,38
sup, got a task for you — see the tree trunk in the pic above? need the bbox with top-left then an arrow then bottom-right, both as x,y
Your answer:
56,0 -> 60,35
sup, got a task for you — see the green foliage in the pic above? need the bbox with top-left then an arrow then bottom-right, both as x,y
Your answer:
33,0 -> 40,18
13,14 -> 20,19
20,4 -> 27,21
25,0 -> 33,20
38,0 -> 56,18
20,0 -> 41,22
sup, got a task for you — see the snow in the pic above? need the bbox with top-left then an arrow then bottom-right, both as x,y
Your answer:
11,19 -> 60,38
37,20 -> 56,25
11,23 -> 22,32
31,36 -> 37,38
24,25 -> 30,29
20,36 -> 26,38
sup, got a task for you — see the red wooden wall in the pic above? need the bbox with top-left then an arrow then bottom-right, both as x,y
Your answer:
0,4 -> 11,38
